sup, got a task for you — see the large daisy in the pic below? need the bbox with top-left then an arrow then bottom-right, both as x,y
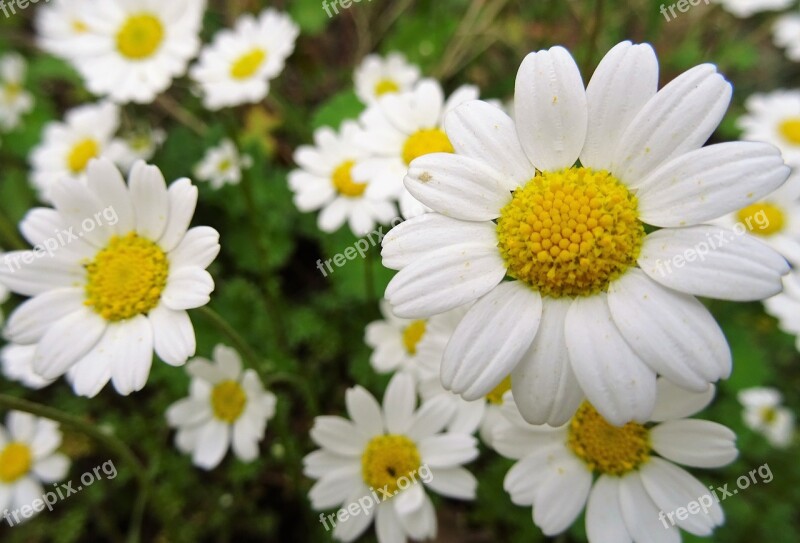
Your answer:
738,89 -> 800,166
737,387 -> 795,448
0,158 -> 220,397
382,41 -> 790,426
0,53 -> 34,132
354,53 -> 421,105
494,379 -> 737,540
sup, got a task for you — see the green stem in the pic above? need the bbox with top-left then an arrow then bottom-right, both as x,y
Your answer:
264,372 -> 319,416
581,0 -> 605,76
196,305 -> 264,370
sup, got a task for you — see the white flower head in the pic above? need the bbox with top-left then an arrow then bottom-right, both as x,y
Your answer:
739,89 -> 800,167
109,126 -> 167,173
773,13 -> 800,62
354,53 -> 421,105
194,139 -> 253,189
34,0 -> 96,60
190,9 -> 299,110
738,387 -> 795,448
381,41 -> 791,428
714,0 -> 794,17
0,53 -> 34,132
1,344 -> 56,390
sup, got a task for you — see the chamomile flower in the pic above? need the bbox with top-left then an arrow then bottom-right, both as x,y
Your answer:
0,411 -> 70,517
1,344 -> 55,390
738,387 -> 795,448
0,53 -> 33,132
304,373 -> 478,543
110,127 -> 166,173
190,9 -> 299,110
30,101 -> 122,202
494,379 -> 737,539
714,0 -> 794,17
289,121 -> 397,236
194,139 -> 253,189
354,53 -> 421,105
0,158 -> 220,397
364,299 -> 431,378
353,79 -> 480,219
739,89 -> 800,166
166,345 -> 277,470
34,0 -> 95,60
382,41 -> 791,427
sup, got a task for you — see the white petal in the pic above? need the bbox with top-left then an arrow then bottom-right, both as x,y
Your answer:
585,475 -> 631,543
424,466 -> 477,499
383,373 -> 416,435
651,379 -> 715,422
0,251 -> 84,297
149,305 -> 196,366
417,434 -> 478,467
193,420 -> 230,470
375,502 -> 405,543
161,267 -> 215,310
158,178 -> 199,252
85,158 -> 135,234
310,416 -> 368,456
618,473 -> 680,543
32,453 -> 70,483
531,453 -> 593,536
406,396 -> 456,441
4,288 -> 85,344
109,315 -> 154,395
346,385 -> 385,437
33,308 -> 106,380
129,161 -> 169,241
168,226 -> 220,271
213,344 -> 242,379
650,420 -> 738,468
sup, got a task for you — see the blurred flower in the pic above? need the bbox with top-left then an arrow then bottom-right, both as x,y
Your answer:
30,101 -> 123,203
739,89 -> 800,166
190,8 -> 299,110
0,255 -> 7,325
714,0 -> 794,17
383,41 -> 791,427
194,139 -> 253,189
353,79 -> 480,219
109,127 -> 166,173
738,387 -> 795,448
494,379 -> 736,539
166,345 -> 277,470
304,373 -> 478,543
0,411 -> 70,518
773,13 -> 800,62
0,53 -> 34,132
289,120 -> 396,236
354,53 -> 421,105
35,0 -> 95,60
1,345 -> 55,390
764,270 -> 800,347
0,158 -> 220,397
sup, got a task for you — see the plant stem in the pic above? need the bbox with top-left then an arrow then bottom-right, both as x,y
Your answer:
196,305 -> 264,370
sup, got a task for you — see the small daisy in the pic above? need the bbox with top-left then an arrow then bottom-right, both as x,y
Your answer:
194,139 -> 253,189
304,373 -> 478,543
1,344 -> 55,390
0,411 -> 70,518
382,41 -> 790,427
0,53 -> 34,132
354,53 -> 421,105
0,158 -> 220,397
166,344 -> 277,470
494,379 -> 737,539
773,13 -> 800,62
739,89 -> 800,166
34,0 -> 95,61
364,299 -> 435,378
289,121 -> 397,236
190,9 -> 299,110
738,387 -> 795,448
110,126 -> 166,173
714,0 -> 794,17
30,101 -> 122,202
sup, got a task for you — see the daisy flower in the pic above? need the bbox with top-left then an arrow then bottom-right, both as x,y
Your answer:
714,0 -> 794,17
1,344 -> 55,390
764,270 -> 800,347
166,344 -> 277,470
494,379 -> 737,540
110,126 -> 167,173
0,158 -> 220,397
364,299 -> 434,378
739,90 -> 800,166
354,53 -> 421,105
34,0 -> 95,61
289,121 -> 397,236
304,373 -> 478,543
0,411 -> 70,518
773,13 -> 800,62
738,387 -> 795,448
382,41 -> 791,426
190,9 -> 299,110
0,53 -> 34,132
353,79 -> 480,219
194,139 -> 253,189
30,101 -> 122,202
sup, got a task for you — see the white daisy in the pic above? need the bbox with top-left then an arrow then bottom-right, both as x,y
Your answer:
773,13 -> 800,62
764,270 -> 800,342
0,411 -> 70,518
354,53 -> 421,105
382,41 -> 791,427
494,379 -> 737,539
30,101 -> 122,202
194,139 -> 253,189
0,158 -> 220,397
190,9 -> 299,110
714,0 -> 794,17
1,345 -> 56,390
364,299 -> 433,378
34,0 -> 96,61
738,387 -> 795,448
739,89 -> 800,166
289,121 -> 397,236
353,79 -> 480,219
166,344 -> 277,470
0,53 -> 34,132
304,373 -> 478,543
109,126 -> 166,173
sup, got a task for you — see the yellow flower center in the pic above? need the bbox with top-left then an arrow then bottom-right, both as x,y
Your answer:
331,160 -> 367,197
759,406 -> 778,424
361,435 -> 421,493
374,78 -> 400,96
0,442 -> 32,483
218,158 -> 232,172
67,138 -> 100,174
485,376 -> 512,405
402,320 -> 426,355
72,19 -> 89,33
84,233 -> 169,322
568,402 -> 650,476
496,167 -> 644,298
402,128 -> 454,165
230,48 -> 267,80
116,14 -> 164,60
211,380 -> 248,423
2,82 -> 21,101
737,202 -> 785,236
778,117 -> 800,145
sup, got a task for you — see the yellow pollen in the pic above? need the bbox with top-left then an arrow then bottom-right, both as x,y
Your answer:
759,406 -> 778,424
230,48 -> 267,80
2,82 -> 21,101
402,128 -> 454,165
218,158 -> 232,172
568,402 -> 650,476
486,376 -> 512,405
331,160 -> 366,197
778,117 -> 800,145
72,19 -> 89,33
84,232 -> 169,322
116,14 -> 164,60
211,380 -> 248,423
361,435 -> 421,493
0,442 -> 32,483
402,320 -> 426,355
737,202 -> 784,236
374,79 -> 400,96
496,167 -> 644,298
67,138 -> 100,174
